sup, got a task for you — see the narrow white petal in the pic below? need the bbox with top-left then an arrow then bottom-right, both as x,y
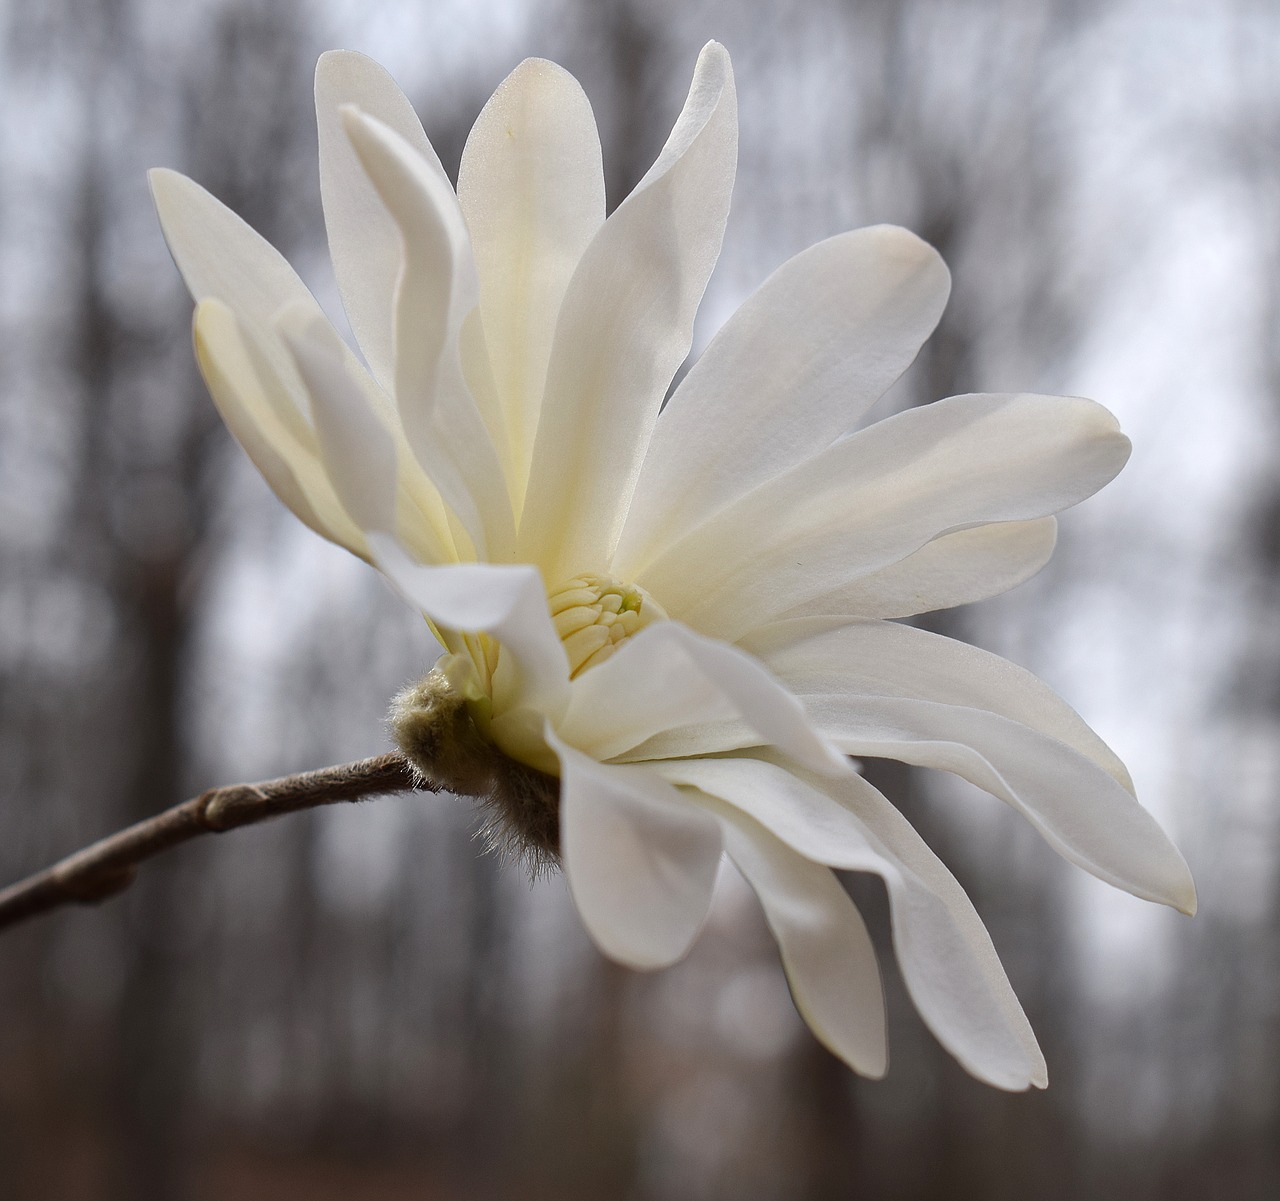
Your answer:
551,733 -> 722,970
342,107 -> 516,562
517,41 -> 737,579
278,306 -> 451,564
368,536 -> 569,721
716,806 -> 887,1078
778,518 -> 1058,621
639,393 -> 1131,641
616,226 -> 950,577
557,621 -> 849,776
799,693 -> 1197,914
744,618 -> 1132,791
665,757 -> 1046,1090
315,50 -> 448,390
458,58 -> 605,504
150,168 -> 331,436
193,299 -> 366,556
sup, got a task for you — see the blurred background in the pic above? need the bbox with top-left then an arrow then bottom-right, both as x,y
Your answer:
0,0 -> 1272,1197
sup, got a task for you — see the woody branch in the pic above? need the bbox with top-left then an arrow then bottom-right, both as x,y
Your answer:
0,753 -> 429,933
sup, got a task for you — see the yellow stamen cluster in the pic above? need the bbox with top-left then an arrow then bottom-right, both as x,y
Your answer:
547,573 -> 666,677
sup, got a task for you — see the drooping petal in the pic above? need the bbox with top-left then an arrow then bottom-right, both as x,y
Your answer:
368,536 -> 569,722
797,692 -> 1197,914
715,805 -> 887,1078
664,756 -> 1046,1090
777,517 -> 1058,621
457,58 -> 605,505
550,733 -> 722,970
556,620 -> 849,777
278,305 -> 451,564
638,393 -> 1131,641
193,299 -> 366,556
516,41 -> 737,580
315,50 -> 449,391
615,226 -> 950,577
743,617 -> 1132,791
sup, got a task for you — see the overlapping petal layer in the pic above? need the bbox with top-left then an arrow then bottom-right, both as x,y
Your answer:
638,392 -> 1132,639
516,41 -> 738,580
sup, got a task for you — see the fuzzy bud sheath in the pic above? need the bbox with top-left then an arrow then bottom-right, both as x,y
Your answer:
389,668 -> 561,871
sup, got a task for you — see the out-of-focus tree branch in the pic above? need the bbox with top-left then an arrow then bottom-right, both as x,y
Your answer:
0,754 -> 427,932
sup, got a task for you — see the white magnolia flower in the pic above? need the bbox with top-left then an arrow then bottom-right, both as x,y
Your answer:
151,42 -> 1195,1090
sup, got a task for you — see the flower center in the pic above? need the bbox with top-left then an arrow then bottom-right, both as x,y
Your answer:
546,573 -> 667,678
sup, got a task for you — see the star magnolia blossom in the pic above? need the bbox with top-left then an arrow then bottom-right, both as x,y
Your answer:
151,42 -> 1195,1089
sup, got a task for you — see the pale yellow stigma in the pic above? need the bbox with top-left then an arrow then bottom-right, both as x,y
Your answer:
547,573 -> 667,677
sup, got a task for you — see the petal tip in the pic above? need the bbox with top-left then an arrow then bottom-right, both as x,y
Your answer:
147,166 -> 191,212
692,40 -> 734,90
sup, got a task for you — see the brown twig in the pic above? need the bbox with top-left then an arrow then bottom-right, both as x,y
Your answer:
0,753 -> 429,933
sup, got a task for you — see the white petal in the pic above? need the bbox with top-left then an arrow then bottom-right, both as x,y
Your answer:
666,756 -> 1046,1090
744,617 -> 1132,791
716,805 -> 887,1077
368,537 -> 569,721
193,299 -> 366,555
458,58 -> 605,504
278,305 -> 452,564
638,393 -> 1131,641
550,733 -> 722,970
798,693 -> 1197,914
517,41 -> 737,580
341,107 -> 515,562
556,621 -> 849,777
615,226 -> 950,577
150,168 -> 328,433
315,50 -> 448,391
778,518 -> 1058,621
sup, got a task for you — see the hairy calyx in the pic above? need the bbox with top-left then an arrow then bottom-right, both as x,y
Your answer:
390,668 -> 561,869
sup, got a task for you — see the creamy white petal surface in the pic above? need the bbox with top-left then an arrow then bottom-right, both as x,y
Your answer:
342,109 -> 514,560
615,225 -> 950,576
552,733 -> 722,970
193,299 -> 364,553
458,58 -> 605,502
716,805 -> 888,1078
516,41 -> 738,580
559,621 -> 849,775
640,392 -> 1132,639
668,758 -> 1045,1088
154,41 -> 1193,1090
777,517 -> 1059,621
315,50 -> 449,392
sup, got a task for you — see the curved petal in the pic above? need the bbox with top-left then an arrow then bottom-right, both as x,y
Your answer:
315,50 -> 448,390
342,108 -> 515,561
744,617 -> 1132,791
368,536 -> 569,722
193,299 -> 366,556
150,168 -> 330,433
716,806 -> 887,1078
550,733 -> 722,970
638,393 -> 1131,641
556,621 -> 849,777
458,58 -> 605,504
796,693 -> 1196,914
777,518 -> 1058,621
517,41 -> 738,581
278,305 -> 452,564
615,226 -> 950,577
665,757 -> 1046,1090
